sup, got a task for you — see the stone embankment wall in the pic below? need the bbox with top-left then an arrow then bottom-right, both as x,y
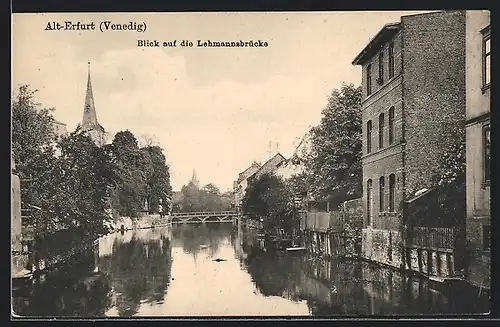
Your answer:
109,214 -> 170,231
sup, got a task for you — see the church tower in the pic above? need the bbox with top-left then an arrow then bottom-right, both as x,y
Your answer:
82,62 -> 106,147
190,169 -> 200,188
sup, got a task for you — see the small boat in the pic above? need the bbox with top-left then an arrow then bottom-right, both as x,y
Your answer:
200,244 -> 208,249
286,247 -> 306,252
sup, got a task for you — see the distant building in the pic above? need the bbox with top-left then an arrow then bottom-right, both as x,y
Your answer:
81,62 -> 107,147
250,153 -> 286,182
352,11 -> 466,269
465,10 -> 490,289
233,161 -> 261,213
239,153 -> 286,213
275,132 -> 311,180
275,158 -> 304,181
52,120 -> 68,138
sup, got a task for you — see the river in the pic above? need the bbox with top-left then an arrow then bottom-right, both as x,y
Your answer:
12,223 -> 489,317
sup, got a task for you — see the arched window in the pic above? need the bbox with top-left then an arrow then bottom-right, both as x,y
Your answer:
379,176 -> 385,212
367,120 -> 373,153
389,174 -> 396,212
367,179 -> 373,226
389,107 -> 395,144
379,113 -> 385,149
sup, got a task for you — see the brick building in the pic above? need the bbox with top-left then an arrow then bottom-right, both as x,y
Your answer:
464,11 -> 490,289
352,11 -> 466,268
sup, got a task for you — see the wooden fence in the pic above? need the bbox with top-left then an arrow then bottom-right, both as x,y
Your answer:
302,211 -> 348,233
301,198 -> 363,257
405,227 -> 457,251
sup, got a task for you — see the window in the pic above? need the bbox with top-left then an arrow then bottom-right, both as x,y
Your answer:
378,52 -> 384,85
389,107 -> 395,144
367,120 -> 373,153
483,225 -> 490,251
379,176 -> 385,212
379,113 -> 385,149
484,124 -> 490,184
389,174 -> 396,212
482,28 -> 491,88
388,42 -> 395,79
367,64 -> 372,96
367,179 -> 373,226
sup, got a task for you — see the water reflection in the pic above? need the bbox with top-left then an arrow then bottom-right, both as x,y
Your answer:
12,223 -> 489,317
12,247 -> 112,317
13,226 -> 173,317
100,227 -> 173,316
237,227 -> 490,316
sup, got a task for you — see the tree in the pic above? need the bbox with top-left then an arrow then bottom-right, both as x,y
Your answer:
201,183 -> 222,211
305,83 -> 363,205
12,86 -> 58,225
141,145 -> 173,213
432,131 -> 466,228
178,182 -> 230,212
180,182 -> 202,212
11,85 -> 57,166
109,131 -> 151,217
242,173 -> 296,234
54,128 -> 119,234
12,85 -> 120,237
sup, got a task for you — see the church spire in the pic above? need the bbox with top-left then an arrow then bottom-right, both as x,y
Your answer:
191,169 -> 199,187
82,61 -> 99,129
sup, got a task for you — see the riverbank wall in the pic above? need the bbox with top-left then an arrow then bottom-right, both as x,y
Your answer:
27,215 -> 169,276
109,214 -> 170,231
361,225 -> 465,286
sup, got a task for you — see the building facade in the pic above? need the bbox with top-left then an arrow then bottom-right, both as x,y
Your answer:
352,11 -> 466,268
275,132 -> 311,181
251,153 -> 286,182
465,10 -> 490,288
233,161 -> 261,213
52,120 -> 68,138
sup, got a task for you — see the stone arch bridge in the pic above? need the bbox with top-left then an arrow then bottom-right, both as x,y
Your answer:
170,211 -> 238,224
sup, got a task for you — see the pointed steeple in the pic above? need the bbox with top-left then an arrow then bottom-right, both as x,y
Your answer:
191,169 -> 199,187
81,62 -> 106,146
82,62 -> 100,129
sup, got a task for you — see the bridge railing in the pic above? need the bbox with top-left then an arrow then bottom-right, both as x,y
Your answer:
171,211 -> 238,216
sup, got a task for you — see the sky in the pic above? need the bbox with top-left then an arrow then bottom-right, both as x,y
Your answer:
12,11 -> 432,192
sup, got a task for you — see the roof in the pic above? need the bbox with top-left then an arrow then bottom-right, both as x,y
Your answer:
253,153 -> 286,178
236,161 -> 261,183
239,161 -> 260,175
352,22 -> 401,66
